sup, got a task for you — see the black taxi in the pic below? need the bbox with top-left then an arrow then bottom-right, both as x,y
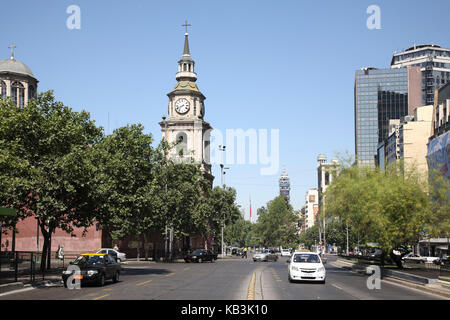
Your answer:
62,253 -> 121,287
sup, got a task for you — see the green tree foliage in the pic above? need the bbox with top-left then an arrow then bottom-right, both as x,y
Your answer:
224,212 -> 253,247
325,161 -> 432,267
252,196 -> 298,248
0,91 -> 103,270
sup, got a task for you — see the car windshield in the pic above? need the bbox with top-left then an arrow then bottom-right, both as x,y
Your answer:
192,250 -> 204,255
293,254 -> 320,263
73,255 -> 105,267
261,250 -> 269,253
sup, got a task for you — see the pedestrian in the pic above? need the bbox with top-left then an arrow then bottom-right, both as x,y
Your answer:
242,247 -> 247,259
113,244 -> 119,251
58,245 -> 64,260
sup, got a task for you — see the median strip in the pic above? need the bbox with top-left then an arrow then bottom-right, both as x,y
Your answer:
247,272 -> 256,300
92,294 -> 110,300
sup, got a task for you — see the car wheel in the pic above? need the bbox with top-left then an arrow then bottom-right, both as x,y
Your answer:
288,274 -> 293,283
198,258 -> 202,263
320,279 -> 326,284
113,271 -> 120,283
98,273 -> 105,287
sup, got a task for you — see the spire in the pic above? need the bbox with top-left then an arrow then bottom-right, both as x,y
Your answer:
183,33 -> 190,56
176,21 -> 196,82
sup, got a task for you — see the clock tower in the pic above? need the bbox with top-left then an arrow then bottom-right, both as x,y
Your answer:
160,24 -> 214,183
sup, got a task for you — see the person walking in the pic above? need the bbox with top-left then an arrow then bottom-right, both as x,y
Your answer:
242,247 -> 248,259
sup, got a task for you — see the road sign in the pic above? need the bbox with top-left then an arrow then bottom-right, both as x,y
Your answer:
0,207 -> 16,216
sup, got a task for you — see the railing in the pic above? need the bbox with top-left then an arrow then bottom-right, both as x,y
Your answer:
0,251 -> 80,285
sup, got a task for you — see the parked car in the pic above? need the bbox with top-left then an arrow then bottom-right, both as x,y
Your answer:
62,253 -> 121,287
402,253 -> 440,264
231,248 -> 238,255
281,249 -> 291,257
97,248 -> 126,262
287,251 -> 326,284
253,249 -> 278,262
184,249 -> 217,263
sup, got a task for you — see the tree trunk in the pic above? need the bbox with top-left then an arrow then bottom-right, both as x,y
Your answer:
390,251 -> 403,269
144,234 -> 149,261
137,238 -> 140,262
39,223 -> 49,272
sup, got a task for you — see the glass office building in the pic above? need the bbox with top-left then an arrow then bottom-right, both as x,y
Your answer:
354,67 -> 420,166
391,44 -> 450,105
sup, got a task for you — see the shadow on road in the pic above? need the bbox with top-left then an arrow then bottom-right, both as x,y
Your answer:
122,268 -> 172,276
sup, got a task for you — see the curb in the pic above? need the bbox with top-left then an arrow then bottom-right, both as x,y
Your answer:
383,277 -> 450,299
0,282 -> 24,294
333,260 -> 450,299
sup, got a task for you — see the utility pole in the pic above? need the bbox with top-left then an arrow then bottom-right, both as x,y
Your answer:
218,146 -> 229,258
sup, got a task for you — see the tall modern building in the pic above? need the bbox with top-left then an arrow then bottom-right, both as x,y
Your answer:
354,67 -> 421,166
279,167 -> 290,201
391,44 -> 450,106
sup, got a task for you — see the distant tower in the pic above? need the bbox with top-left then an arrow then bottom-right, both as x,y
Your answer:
0,45 -> 38,108
279,166 -> 290,201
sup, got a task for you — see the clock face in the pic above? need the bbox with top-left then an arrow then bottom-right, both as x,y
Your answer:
175,98 -> 190,114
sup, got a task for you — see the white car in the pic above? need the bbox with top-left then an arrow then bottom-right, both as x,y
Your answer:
402,253 -> 439,263
97,248 -> 126,262
281,249 -> 291,257
287,251 -> 326,284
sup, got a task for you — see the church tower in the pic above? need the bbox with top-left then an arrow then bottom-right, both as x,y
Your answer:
160,22 -> 214,183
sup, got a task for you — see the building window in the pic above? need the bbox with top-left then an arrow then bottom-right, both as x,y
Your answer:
11,81 -> 25,108
175,132 -> 188,156
0,80 -> 6,98
28,85 -> 35,100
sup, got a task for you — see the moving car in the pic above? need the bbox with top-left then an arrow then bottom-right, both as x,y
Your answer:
184,249 -> 217,263
62,253 -> 121,287
253,249 -> 278,262
97,248 -> 126,262
287,251 -> 326,284
281,249 -> 291,257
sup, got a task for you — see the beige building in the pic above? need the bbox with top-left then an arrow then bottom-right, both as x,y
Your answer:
383,105 -> 433,174
0,45 -> 38,107
159,30 -> 214,183
303,188 -> 318,230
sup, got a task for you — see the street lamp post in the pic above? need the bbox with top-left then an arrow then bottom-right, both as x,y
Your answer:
218,146 -> 230,258
162,115 -> 170,261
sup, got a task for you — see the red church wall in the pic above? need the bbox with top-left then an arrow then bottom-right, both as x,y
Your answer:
1,215 -> 103,254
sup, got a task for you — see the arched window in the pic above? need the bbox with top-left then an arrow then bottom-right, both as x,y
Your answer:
28,85 -> 35,100
11,81 -> 25,108
175,132 -> 188,156
0,81 -> 6,98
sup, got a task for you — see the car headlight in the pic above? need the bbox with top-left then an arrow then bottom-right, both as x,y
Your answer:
87,270 -> 98,276
317,267 -> 325,273
291,266 -> 299,271
63,270 -> 73,275
192,256 -> 197,258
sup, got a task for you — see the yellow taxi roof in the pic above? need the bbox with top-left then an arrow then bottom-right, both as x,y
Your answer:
81,253 -> 106,256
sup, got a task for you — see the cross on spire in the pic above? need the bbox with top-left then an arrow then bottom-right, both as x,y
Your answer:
8,44 -> 16,60
182,20 -> 191,34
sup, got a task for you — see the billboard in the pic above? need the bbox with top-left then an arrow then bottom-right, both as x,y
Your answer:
427,131 -> 450,179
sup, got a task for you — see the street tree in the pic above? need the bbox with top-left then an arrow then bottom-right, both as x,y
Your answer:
0,91 -> 103,271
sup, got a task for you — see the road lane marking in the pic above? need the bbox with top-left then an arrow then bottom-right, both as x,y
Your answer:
332,284 -> 343,290
136,280 -> 153,286
247,272 -> 256,300
165,273 -> 175,277
103,288 -> 113,291
183,267 -> 190,270
92,294 -> 110,300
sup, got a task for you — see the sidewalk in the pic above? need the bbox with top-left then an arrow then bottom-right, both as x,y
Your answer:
333,258 -> 450,299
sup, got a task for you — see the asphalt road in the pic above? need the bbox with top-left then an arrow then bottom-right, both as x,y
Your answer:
0,255 -> 445,300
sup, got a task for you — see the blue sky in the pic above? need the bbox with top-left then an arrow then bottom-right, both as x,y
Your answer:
2,0 -> 450,220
